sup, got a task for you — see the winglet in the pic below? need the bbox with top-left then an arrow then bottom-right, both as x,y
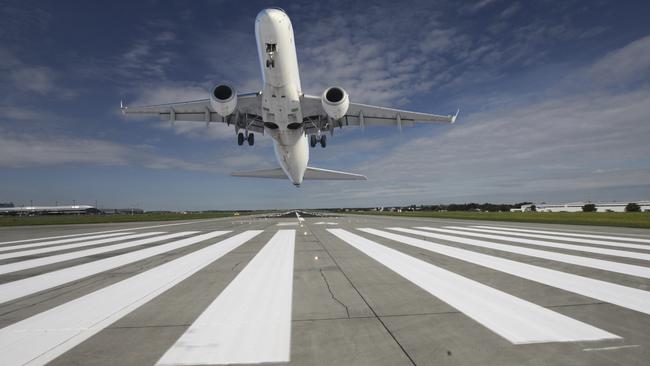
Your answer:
450,108 -> 460,124
120,100 -> 127,114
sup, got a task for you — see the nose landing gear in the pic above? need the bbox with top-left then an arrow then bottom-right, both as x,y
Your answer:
310,134 -> 327,148
237,132 -> 255,146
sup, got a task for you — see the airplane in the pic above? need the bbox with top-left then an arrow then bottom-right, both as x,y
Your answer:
121,7 -> 458,187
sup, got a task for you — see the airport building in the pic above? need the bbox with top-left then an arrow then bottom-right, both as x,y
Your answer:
516,201 -> 650,212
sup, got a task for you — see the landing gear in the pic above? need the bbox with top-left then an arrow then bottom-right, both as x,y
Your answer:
310,134 -> 327,148
237,132 -> 255,146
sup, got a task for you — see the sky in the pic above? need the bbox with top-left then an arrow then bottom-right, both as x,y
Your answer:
1,0 -> 649,210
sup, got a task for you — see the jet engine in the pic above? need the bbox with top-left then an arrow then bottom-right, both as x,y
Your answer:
321,86 -> 349,120
210,84 -> 237,117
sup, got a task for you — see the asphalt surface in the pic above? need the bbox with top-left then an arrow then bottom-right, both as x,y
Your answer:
0,213 -> 649,365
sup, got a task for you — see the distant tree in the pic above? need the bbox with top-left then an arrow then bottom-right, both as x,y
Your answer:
582,203 -> 597,212
626,203 -> 641,212
529,204 -> 537,212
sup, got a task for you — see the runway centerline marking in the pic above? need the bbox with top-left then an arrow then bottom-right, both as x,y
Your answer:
157,230 -> 295,365
0,232 -> 134,253
328,229 -> 618,344
445,226 -> 650,251
474,225 -> 650,244
0,232 -> 179,275
359,228 -> 650,315
421,227 -> 650,261
0,231 -> 229,305
0,230 -> 262,366
0,232 -> 164,262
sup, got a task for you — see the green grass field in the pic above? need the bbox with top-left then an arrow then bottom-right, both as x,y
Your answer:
0,212 -> 249,227
353,211 -> 650,229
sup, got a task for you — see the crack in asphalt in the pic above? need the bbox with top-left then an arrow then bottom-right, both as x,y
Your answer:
319,268 -> 350,319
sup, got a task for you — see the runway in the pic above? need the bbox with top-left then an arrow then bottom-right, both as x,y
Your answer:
0,214 -> 649,365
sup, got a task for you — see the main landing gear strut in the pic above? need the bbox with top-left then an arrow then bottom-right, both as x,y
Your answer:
237,132 -> 254,146
310,134 -> 326,148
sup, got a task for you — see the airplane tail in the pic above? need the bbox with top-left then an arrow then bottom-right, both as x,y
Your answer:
231,167 -> 366,180
303,167 -> 366,180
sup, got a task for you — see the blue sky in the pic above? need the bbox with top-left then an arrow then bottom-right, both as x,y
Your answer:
1,0 -> 649,210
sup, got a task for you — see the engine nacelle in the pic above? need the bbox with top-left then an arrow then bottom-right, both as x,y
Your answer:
321,86 -> 349,120
210,84 -> 237,117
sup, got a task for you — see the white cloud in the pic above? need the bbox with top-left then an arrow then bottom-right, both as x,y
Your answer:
589,35 -> 650,84
306,86 -> 650,205
0,127 -> 241,172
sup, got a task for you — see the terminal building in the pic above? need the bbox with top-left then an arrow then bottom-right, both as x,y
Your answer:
516,201 -> 650,212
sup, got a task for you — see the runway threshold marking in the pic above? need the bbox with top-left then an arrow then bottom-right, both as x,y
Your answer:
396,228 -> 650,278
157,230 -> 295,365
474,225 -> 650,244
0,232 -> 164,262
0,232 -> 134,253
359,228 -> 650,315
419,227 -> 650,262
0,231 -> 226,305
0,217 -> 234,246
446,227 -> 650,251
0,230 -> 262,366
0,232 -> 178,275
328,229 -> 618,344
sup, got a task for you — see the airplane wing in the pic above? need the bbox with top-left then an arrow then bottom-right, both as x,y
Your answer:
300,94 -> 458,134
120,92 -> 265,133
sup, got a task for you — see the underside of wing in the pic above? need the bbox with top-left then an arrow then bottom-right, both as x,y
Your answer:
120,93 -> 265,133
300,94 -> 458,134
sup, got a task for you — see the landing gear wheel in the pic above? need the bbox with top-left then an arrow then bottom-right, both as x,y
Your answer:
237,132 -> 244,146
248,133 -> 254,146
310,134 -> 317,148
320,134 -> 327,148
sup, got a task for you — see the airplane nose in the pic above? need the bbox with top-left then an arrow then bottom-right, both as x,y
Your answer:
256,8 -> 286,23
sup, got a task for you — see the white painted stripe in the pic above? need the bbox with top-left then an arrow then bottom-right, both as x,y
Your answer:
414,227 -> 650,262
0,232 -> 163,261
0,217 -> 235,246
0,232 -> 134,252
474,225 -> 650,243
445,226 -> 650,251
0,231 -> 132,246
157,230 -> 295,365
0,230 -> 261,366
0,232 -> 172,275
359,228 -> 650,315
329,229 -> 617,344
0,231 -> 225,305
391,228 -> 650,279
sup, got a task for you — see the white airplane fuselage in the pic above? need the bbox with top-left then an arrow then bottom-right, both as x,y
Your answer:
255,8 -> 308,186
